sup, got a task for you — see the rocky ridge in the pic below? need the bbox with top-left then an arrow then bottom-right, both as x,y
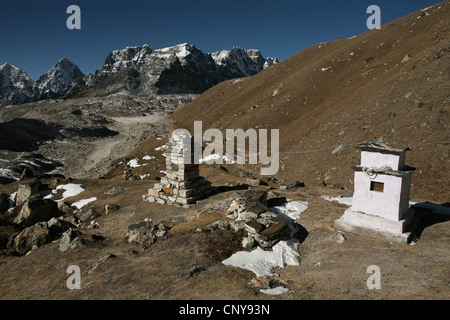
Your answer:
1,43 -> 277,106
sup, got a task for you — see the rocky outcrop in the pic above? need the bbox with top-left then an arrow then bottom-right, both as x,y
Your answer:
199,189 -> 292,249
11,222 -> 51,255
125,218 -> 171,249
14,196 -> 59,227
16,179 -> 41,206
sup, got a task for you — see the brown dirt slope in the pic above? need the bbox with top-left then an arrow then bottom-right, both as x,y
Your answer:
171,1 -> 450,203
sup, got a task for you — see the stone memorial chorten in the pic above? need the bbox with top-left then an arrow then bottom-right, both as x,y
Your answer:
143,129 -> 211,206
334,142 -> 417,243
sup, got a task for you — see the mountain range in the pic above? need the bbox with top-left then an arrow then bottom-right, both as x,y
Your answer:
0,44 -> 278,106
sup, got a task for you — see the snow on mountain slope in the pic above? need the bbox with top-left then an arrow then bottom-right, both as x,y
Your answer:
36,58 -> 85,95
211,47 -> 277,77
0,63 -> 36,105
0,43 -> 277,105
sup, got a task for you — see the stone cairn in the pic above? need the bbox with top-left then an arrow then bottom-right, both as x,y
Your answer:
143,130 -> 211,206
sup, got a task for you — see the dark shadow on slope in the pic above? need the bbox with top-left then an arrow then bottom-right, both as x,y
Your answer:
0,118 -> 60,151
212,184 -> 249,194
412,202 -> 450,240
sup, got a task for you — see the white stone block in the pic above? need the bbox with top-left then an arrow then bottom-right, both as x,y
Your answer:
360,151 -> 405,170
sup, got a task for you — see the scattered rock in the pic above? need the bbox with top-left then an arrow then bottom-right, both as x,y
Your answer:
331,143 -> 346,155
87,253 -> 116,274
267,190 -> 281,198
181,266 -> 207,278
13,197 -> 59,227
12,222 -> 50,255
242,236 -> 255,250
58,228 -> 82,252
400,54 -> 411,64
16,179 -> 41,206
125,219 -> 171,248
57,201 -> 74,215
245,178 -> 267,186
47,217 -> 76,237
248,276 -> 288,290
74,207 -> 96,222
331,232 -> 346,244
105,204 -> 120,215
279,181 -> 305,191
104,186 -> 130,196
200,190 -> 292,249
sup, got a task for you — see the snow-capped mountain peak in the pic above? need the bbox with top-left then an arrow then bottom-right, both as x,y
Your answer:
0,63 -> 36,104
36,58 -> 85,94
154,43 -> 193,61
103,44 -> 153,74
211,46 -> 278,78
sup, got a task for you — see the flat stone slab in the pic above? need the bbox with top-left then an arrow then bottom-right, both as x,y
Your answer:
334,209 -> 418,244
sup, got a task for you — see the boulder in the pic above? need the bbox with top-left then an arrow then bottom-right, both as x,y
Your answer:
74,207 -> 95,222
47,217 -> 76,237
279,181 -> 305,191
242,236 -> 255,250
245,178 -> 267,186
57,201 -> 74,215
16,179 -> 41,206
58,229 -> 82,252
13,222 -> 50,255
13,197 -> 59,227
105,204 -> 120,215
125,219 -> 157,247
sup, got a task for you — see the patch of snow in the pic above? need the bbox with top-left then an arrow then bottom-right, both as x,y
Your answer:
320,67 -> 331,72
142,155 -> 155,161
222,241 -> 300,277
260,286 -> 290,295
72,197 -> 97,209
0,168 -> 18,181
321,196 -> 353,206
199,153 -> 235,164
155,145 -> 166,151
421,5 -> 433,11
323,196 -> 419,208
46,184 -> 85,202
8,192 -> 17,209
222,200 -> 308,285
127,158 -> 141,168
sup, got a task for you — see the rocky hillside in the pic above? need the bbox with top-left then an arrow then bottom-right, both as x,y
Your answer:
171,1 -> 450,203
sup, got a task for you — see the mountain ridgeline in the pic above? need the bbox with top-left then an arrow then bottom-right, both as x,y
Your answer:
0,44 -> 278,106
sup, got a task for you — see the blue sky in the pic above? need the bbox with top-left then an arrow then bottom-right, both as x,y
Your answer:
0,0 -> 442,80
